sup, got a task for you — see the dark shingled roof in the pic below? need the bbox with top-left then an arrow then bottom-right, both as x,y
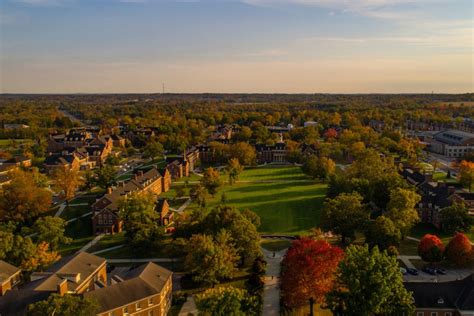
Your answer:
0,260 -> 20,283
84,262 -> 172,313
405,274 -> 474,311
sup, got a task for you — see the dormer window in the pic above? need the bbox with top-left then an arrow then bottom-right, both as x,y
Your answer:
437,297 -> 444,304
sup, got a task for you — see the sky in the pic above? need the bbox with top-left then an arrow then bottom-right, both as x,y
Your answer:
0,0 -> 473,93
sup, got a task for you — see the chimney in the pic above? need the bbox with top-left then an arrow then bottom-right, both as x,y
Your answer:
138,170 -> 143,177
107,187 -> 113,194
57,279 -> 68,296
134,173 -> 138,180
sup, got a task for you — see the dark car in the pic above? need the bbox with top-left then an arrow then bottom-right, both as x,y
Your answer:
407,268 -> 418,275
423,267 -> 436,275
437,268 -> 447,275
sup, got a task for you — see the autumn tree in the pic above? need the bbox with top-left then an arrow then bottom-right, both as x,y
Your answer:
321,192 -> 368,244
325,245 -> 414,316
200,167 -> 222,196
142,140 -> 164,159
444,232 -> 473,266
195,286 -> 259,316
119,193 -> 164,250
32,216 -> 72,250
53,167 -> 83,201
301,156 -> 335,181
418,234 -> 445,263
458,160 -> 474,191
92,165 -> 116,189
229,142 -> 256,166
203,206 -> 261,266
280,238 -> 343,315
27,294 -> 98,316
184,230 -> 239,285
0,170 -> 52,223
365,216 -> 401,250
386,188 -> 421,238
21,241 -> 60,272
190,184 -> 208,208
227,158 -> 244,185
440,202 -> 473,234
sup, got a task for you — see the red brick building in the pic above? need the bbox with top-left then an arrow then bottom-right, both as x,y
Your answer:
91,168 -> 164,235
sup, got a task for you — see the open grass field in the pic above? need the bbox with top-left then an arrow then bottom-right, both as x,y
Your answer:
186,166 -> 327,235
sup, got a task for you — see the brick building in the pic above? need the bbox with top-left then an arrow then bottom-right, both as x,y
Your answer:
0,260 -> 21,296
92,168 -> 165,235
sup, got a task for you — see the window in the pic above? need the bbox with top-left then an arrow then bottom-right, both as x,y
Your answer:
445,313 -> 452,316
148,310 -> 154,316
123,306 -> 129,315
416,313 -> 424,316
431,313 -> 438,316
136,302 -> 141,310
148,298 -> 153,306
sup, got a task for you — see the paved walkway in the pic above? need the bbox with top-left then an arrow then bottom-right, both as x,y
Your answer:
175,198 -> 192,213
78,234 -> 104,253
54,203 -> 67,217
179,296 -> 198,316
261,247 -> 287,316
397,255 -> 420,269
91,244 -> 125,255
65,212 -> 93,224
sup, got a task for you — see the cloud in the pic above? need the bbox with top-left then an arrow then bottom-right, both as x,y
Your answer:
241,0 -> 448,20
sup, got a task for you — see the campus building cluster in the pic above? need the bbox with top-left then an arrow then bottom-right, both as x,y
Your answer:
0,253 -> 172,316
45,128 -> 125,173
400,166 -> 474,228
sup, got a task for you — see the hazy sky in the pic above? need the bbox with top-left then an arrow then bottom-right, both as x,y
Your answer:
1,0 -> 472,93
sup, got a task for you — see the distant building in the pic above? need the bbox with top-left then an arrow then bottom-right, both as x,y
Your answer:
304,121 -> 318,128
428,130 -> 474,158
2,124 -> 30,130
405,274 -> 474,316
156,199 -> 173,226
255,136 -> 287,164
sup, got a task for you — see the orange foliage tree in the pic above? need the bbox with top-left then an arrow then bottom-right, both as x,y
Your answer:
458,160 -> 474,191
418,234 -> 444,263
445,233 -> 473,266
280,238 -> 344,315
21,241 -> 60,272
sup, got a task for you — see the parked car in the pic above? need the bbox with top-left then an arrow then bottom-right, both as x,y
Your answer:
423,267 -> 437,275
437,268 -> 447,275
400,267 -> 407,275
407,268 -> 418,275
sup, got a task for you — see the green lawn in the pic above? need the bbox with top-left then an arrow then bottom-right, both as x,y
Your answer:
87,232 -> 126,253
236,165 -> 310,182
260,239 -> 292,252
59,216 -> 94,255
187,166 -> 327,235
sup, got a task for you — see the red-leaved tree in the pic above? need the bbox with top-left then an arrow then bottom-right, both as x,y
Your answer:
280,238 -> 344,315
445,233 -> 473,266
324,128 -> 338,140
418,234 -> 444,263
